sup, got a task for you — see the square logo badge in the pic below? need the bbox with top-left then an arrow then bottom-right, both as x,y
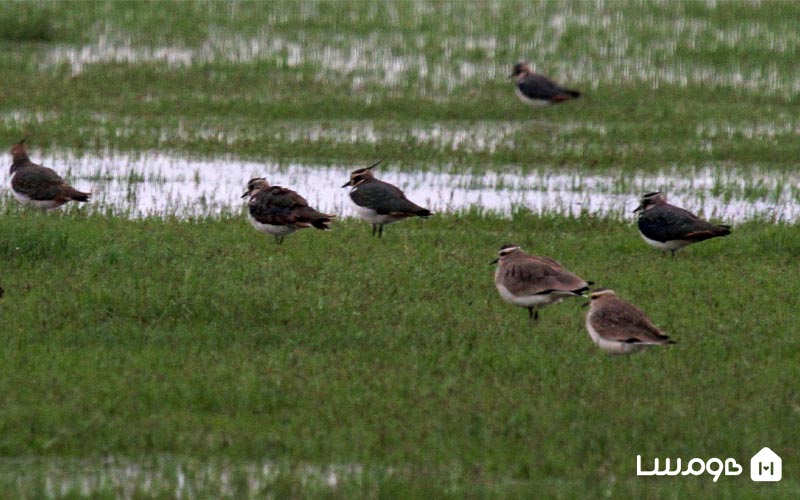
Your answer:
750,447 -> 782,482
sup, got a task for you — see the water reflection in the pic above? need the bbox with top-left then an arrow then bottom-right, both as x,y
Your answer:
40,16 -> 800,97
0,456 -> 373,499
3,151 -> 798,223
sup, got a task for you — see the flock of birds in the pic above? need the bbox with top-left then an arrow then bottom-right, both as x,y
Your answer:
6,63 -> 733,355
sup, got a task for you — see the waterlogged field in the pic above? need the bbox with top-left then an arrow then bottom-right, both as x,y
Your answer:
1,0 -> 799,498
2,0 -> 800,172
3,150 -> 800,221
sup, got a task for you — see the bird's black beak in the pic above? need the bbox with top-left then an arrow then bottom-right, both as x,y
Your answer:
241,190 -> 250,199
490,257 -> 499,265
341,181 -> 351,188
633,204 -> 643,213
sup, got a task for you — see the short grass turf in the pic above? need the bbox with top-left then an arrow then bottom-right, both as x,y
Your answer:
0,211 -> 797,497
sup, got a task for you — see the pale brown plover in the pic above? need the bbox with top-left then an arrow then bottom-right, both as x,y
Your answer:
634,192 -> 731,257
510,62 -> 581,106
241,178 -> 334,244
341,161 -> 431,237
492,244 -> 591,321
8,138 -> 90,209
585,289 -> 676,355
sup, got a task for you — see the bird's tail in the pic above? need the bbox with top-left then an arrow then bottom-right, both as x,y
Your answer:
66,187 -> 91,202
566,90 -> 581,98
312,214 -> 335,230
572,285 -> 591,296
416,208 -> 432,218
715,225 -> 732,236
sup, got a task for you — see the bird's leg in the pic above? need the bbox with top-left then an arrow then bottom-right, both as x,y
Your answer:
528,307 -> 539,321
378,225 -> 384,238
275,235 -> 284,245
670,249 -> 676,258
372,224 -> 377,236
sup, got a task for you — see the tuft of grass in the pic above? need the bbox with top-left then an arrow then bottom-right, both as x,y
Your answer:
0,3 -> 56,42
0,212 -> 797,497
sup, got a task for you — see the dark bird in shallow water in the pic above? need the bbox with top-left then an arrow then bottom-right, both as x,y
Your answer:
9,138 -> 90,209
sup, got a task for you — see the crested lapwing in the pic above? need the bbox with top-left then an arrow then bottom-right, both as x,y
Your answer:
242,178 -> 334,244
342,161 -> 431,237
8,138 -> 90,209
510,62 -> 581,106
634,192 -> 731,257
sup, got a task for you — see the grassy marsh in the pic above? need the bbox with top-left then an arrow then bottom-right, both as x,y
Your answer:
1,1 -> 799,170
1,0 -> 799,497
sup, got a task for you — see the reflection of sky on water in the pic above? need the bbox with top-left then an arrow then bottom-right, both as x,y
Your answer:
2,455 -> 370,498
3,151 -> 798,223
41,21 -> 800,98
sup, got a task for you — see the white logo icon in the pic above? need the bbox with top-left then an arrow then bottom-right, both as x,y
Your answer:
750,447 -> 782,482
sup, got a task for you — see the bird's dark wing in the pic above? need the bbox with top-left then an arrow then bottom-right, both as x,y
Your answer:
263,186 -> 310,208
349,180 -> 429,215
11,166 -> 67,200
248,189 -> 289,225
518,74 -> 569,100
639,205 -> 730,242
249,187 -> 332,227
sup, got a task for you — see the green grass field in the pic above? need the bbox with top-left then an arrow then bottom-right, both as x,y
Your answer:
1,213 -> 797,497
1,0 -> 799,498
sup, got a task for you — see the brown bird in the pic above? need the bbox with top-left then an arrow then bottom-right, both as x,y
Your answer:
492,244 -> 591,321
634,191 -> 731,257
585,289 -> 676,355
510,62 -> 581,106
241,178 -> 334,244
8,138 -> 90,209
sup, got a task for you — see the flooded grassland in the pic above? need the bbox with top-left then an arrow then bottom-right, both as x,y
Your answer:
2,1 -> 800,499
2,149 -> 798,223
